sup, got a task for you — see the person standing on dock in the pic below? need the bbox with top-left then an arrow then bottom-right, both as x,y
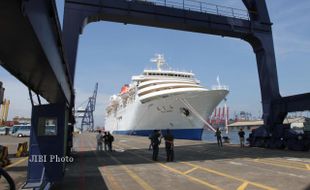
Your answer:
96,130 -> 103,151
148,131 -> 154,150
238,128 -> 245,148
107,132 -> 114,152
152,130 -> 161,161
215,128 -> 223,147
103,131 -> 109,151
164,129 -> 174,162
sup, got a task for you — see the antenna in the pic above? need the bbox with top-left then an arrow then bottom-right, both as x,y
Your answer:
150,54 -> 165,71
216,75 -> 221,86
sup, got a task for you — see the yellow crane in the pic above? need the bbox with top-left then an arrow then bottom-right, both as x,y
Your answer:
0,99 -> 10,125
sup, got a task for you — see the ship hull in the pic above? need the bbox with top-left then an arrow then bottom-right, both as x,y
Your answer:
105,89 -> 228,140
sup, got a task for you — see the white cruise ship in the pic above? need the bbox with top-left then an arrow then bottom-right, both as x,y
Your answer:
104,54 -> 229,140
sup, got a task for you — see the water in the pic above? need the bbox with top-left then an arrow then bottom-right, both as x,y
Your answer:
202,129 -> 251,144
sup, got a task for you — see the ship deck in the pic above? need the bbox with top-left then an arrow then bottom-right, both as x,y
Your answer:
1,133 -> 310,190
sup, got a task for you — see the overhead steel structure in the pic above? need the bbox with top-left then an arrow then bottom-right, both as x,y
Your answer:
63,0 -> 310,132
0,0 -> 309,188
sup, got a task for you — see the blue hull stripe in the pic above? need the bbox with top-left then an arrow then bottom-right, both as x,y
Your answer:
112,128 -> 203,140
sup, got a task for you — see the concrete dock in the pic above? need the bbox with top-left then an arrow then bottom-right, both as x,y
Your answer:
1,133 -> 310,190
0,136 -> 29,190
60,133 -> 310,190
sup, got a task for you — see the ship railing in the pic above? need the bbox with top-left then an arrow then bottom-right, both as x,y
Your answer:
211,85 -> 229,91
130,0 -> 252,20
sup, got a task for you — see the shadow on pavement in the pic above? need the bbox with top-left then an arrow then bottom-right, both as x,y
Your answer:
70,143 -> 310,167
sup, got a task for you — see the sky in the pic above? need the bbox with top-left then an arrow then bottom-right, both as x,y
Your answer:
0,0 -> 309,127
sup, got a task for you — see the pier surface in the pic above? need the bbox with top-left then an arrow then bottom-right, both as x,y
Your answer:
0,136 -> 29,190
1,133 -> 310,190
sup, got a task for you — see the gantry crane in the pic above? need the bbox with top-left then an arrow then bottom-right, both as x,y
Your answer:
76,83 -> 98,132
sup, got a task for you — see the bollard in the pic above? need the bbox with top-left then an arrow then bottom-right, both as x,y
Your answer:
16,142 -> 29,157
0,145 -> 10,167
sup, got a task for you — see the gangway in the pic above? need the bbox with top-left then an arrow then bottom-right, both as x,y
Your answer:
179,98 -> 216,132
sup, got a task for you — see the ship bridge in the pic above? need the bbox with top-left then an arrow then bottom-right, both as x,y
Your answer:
0,0 -> 310,188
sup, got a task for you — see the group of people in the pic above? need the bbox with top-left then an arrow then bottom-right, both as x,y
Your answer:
149,129 -> 174,162
215,128 -> 246,148
96,130 -> 114,151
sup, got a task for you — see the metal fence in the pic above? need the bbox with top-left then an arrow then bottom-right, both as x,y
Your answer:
131,0 -> 251,20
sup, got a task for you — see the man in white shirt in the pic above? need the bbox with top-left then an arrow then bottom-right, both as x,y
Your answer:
96,130 -> 103,151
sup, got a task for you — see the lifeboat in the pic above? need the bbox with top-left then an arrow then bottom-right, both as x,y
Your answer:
120,84 -> 129,94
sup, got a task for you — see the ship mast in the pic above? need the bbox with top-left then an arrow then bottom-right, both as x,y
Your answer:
150,54 -> 165,71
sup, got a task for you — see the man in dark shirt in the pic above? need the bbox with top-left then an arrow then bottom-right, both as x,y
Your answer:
215,128 -> 222,147
238,128 -> 245,148
107,132 -> 114,152
152,130 -> 161,161
103,132 -> 109,151
164,129 -> 174,162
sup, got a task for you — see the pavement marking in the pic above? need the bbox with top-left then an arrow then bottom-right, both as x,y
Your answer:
229,161 -> 243,166
158,163 -> 223,190
99,166 -> 124,190
119,164 -> 155,190
104,150 -> 154,190
237,182 -> 249,190
5,157 -> 28,169
253,159 -> 310,171
265,158 -> 309,166
85,135 -> 154,190
119,140 -> 275,190
286,158 -> 303,162
115,143 -> 223,190
306,164 -> 310,170
115,148 -> 125,152
117,139 -> 278,190
84,135 -> 124,190
182,167 -> 198,175
182,162 -> 277,190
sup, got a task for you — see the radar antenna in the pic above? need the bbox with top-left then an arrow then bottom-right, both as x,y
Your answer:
150,54 -> 165,71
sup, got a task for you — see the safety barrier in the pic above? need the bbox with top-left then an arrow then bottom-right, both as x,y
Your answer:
0,145 -> 10,167
16,142 -> 29,157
